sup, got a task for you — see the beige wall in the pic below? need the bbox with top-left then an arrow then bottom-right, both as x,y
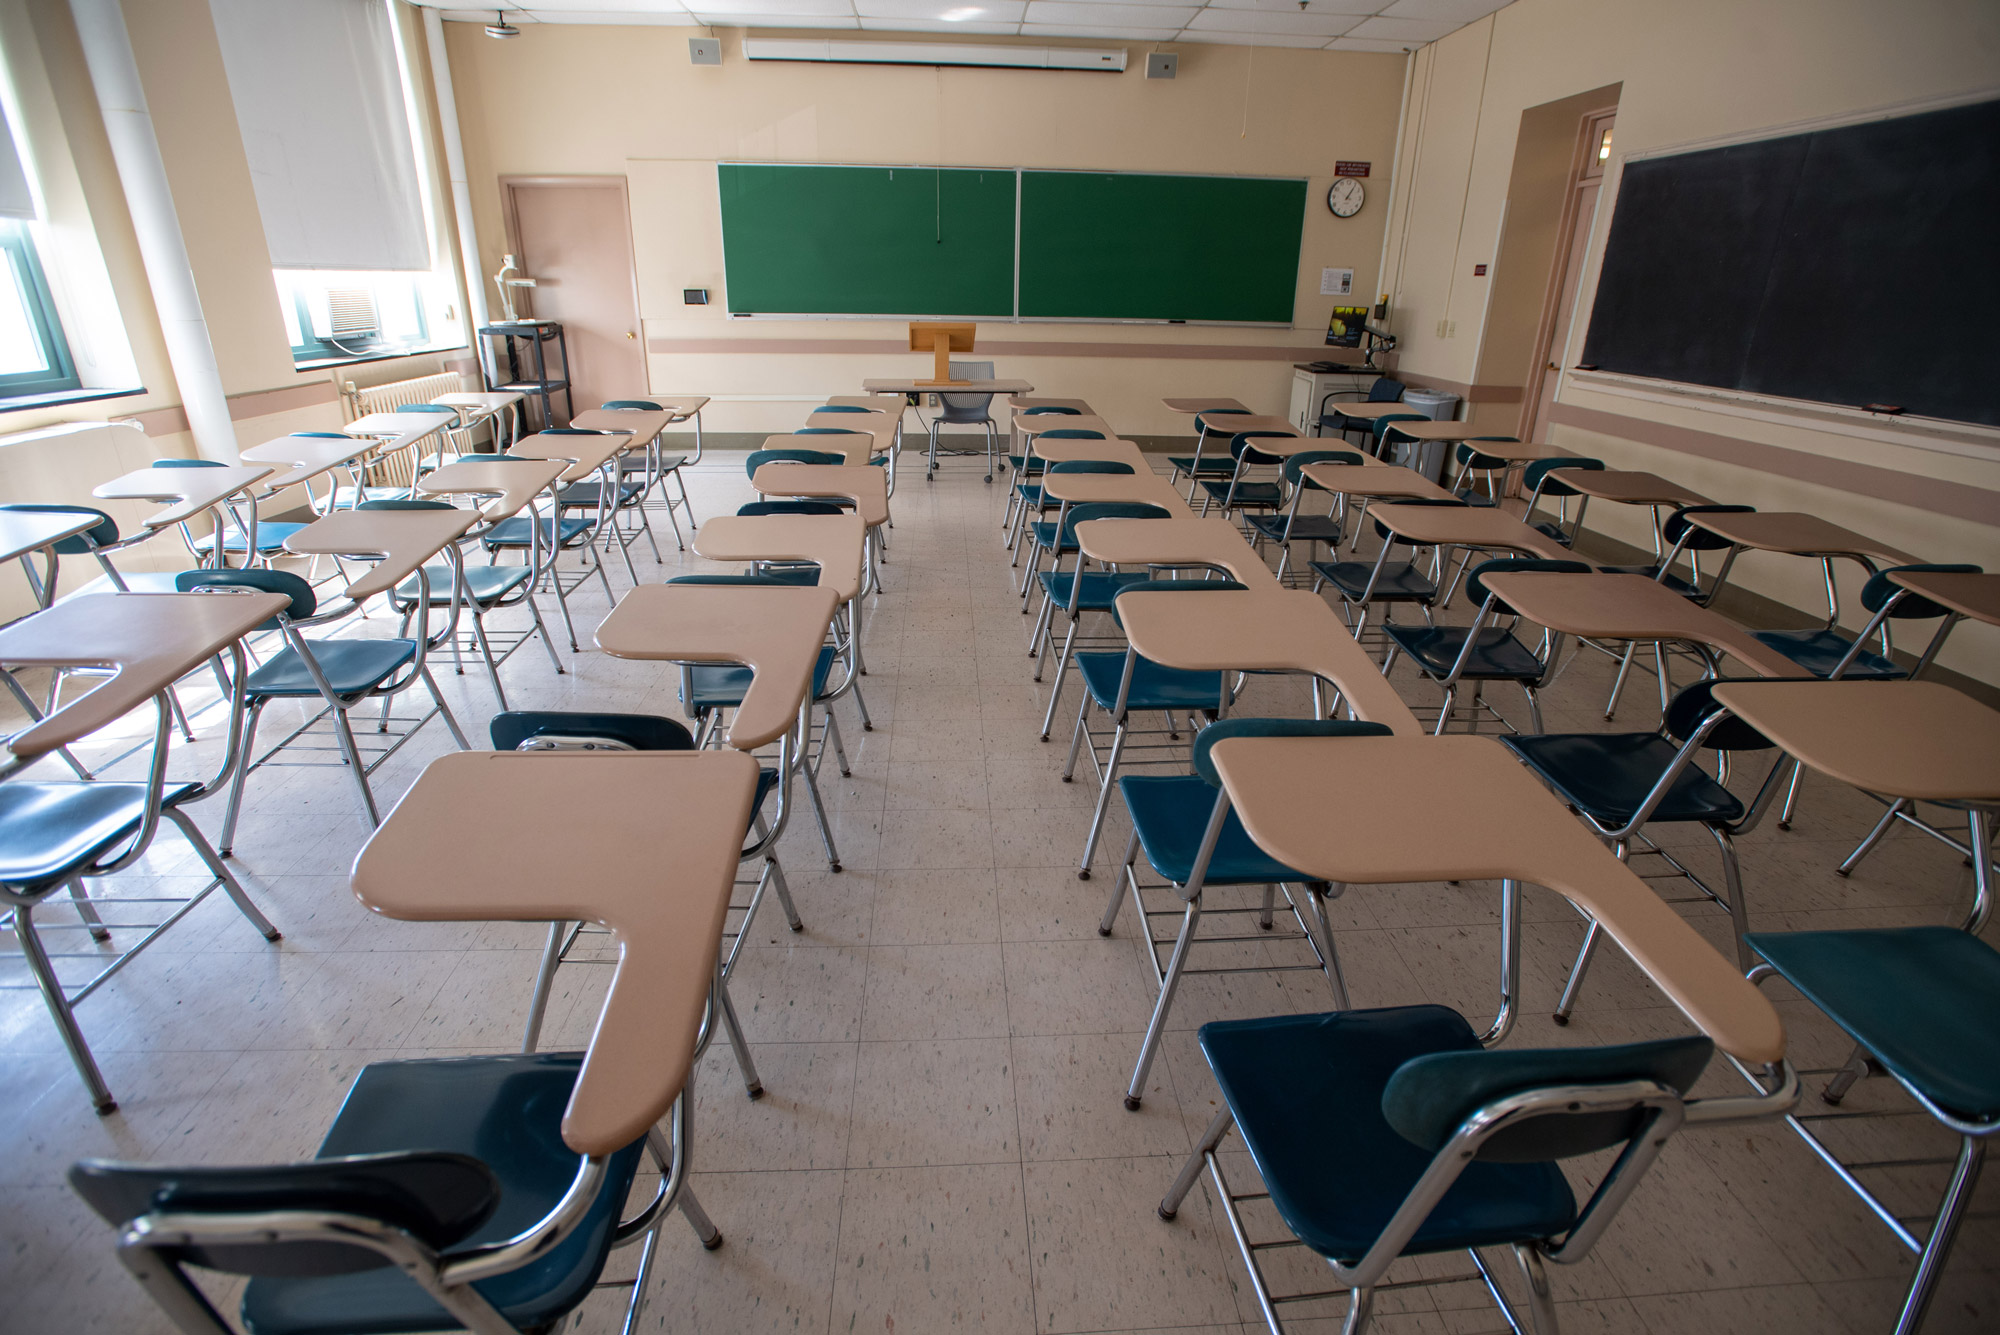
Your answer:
441,25 -> 1409,439
1378,0 -> 2000,684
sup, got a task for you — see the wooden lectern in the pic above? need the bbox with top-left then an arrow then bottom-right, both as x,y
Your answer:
910,322 -> 977,386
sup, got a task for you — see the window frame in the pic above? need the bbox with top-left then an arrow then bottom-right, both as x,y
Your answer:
0,219 -> 79,399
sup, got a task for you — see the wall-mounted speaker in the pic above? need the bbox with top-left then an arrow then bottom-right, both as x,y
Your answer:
1145,53 -> 1177,80
689,37 -> 721,66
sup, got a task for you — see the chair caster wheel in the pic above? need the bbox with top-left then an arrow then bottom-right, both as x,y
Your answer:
1124,1095 -> 1142,1111
703,1232 -> 725,1250
1078,869 -> 1091,881
1157,1206 -> 1177,1221
985,475 -> 994,483
1551,1013 -> 1570,1026
746,1084 -> 765,1100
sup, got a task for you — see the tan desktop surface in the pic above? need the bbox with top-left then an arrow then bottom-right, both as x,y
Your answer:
751,463 -> 890,526
94,465 -> 276,530
416,457 -> 568,520
1480,572 -> 1801,677
1370,503 -> 1573,561
695,513 -> 866,602
1710,680 -> 2000,804
1071,516 -> 1272,585
283,508 -> 477,601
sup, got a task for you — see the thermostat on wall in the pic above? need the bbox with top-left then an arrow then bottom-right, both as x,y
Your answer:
683,289 -> 709,305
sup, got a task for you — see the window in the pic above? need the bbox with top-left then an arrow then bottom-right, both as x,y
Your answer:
0,219 -> 78,398
276,267 -> 460,367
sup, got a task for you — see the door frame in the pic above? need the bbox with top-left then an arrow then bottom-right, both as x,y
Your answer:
497,174 -> 645,357
1517,106 -> 1619,442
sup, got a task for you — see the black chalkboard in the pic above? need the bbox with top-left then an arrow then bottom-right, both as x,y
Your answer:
1581,99 -> 2000,428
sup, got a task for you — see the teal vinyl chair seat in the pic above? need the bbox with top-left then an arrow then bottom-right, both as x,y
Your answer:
1166,453 -> 1237,478
245,638 -> 417,698
1118,774 -> 1310,885
1310,559 -> 1439,603
482,515 -> 595,549
1501,733 -> 1746,827
0,781 -> 201,886
1746,927 -> 2000,1121
1749,628 -> 1902,679
392,564 -> 533,607
1196,479 -> 1283,508
1381,624 -> 1547,683
1075,652 -> 1223,712
556,479 -> 646,508
1596,563 -> 1703,600
1200,1006 -> 1577,1262
1036,569 -> 1149,612
193,520 -> 312,557
236,1053 -> 647,1335
489,711 -> 779,818
1248,511 -> 1342,545
682,646 -> 837,712
1006,456 -> 1048,476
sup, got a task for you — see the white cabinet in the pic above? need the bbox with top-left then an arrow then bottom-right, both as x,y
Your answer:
1287,366 -> 1380,434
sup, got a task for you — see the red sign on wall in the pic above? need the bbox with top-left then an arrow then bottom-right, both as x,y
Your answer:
1334,161 -> 1371,178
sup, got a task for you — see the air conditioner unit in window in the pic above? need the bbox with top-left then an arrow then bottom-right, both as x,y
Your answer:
325,288 -> 380,341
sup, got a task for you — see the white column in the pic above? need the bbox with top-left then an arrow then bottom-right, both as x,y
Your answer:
422,5 -> 489,385
67,0 -> 238,462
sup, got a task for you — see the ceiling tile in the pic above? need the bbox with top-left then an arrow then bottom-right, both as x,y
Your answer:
517,0 -> 690,11
1377,0 -> 1510,20
1179,30 -> 1340,47
1203,0 -> 1384,12
1186,8 -> 1361,35
691,0 -> 855,13
855,17 -> 1025,32
1325,34 -> 1422,50
856,0 -> 1028,18
1344,14 -> 1457,39
1018,21 -> 1180,38
691,12 -> 861,25
1023,2 -> 1196,28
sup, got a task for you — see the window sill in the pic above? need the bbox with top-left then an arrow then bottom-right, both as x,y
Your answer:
293,340 -> 469,372
0,385 -> 147,414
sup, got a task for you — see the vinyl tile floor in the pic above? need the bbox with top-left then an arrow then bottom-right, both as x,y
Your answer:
2,449 -> 1995,1334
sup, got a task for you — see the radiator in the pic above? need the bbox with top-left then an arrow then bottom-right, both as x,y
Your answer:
342,371 -> 469,487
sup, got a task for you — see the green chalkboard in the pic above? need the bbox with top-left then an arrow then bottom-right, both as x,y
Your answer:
718,164 -> 1015,316
1018,171 -> 1306,323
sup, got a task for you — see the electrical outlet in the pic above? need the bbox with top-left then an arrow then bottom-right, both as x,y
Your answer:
1448,320 -> 1457,338
1435,319 -> 1448,338
928,393 -> 939,408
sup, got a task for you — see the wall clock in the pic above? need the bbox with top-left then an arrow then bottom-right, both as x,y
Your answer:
1327,178 -> 1365,218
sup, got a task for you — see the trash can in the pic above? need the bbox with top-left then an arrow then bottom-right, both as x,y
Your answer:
1386,388 -> 1461,482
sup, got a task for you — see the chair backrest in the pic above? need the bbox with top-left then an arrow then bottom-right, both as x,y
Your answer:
1,503 -> 118,553
543,427 -> 606,435
69,1153 -> 501,1279
1039,428 -> 1105,440
1371,413 -> 1428,440
174,567 -> 315,626
1381,1033 -> 1713,1162
1661,678 -> 1782,752
1059,501 -> 1172,543
736,501 -> 847,517
1285,450 -> 1363,487
601,399 -> 663,411
404,403 -> 459,415
1861,563 -> 1983,619
151,457 -> 224,468
1230,431 -> 1295,463
812,404 -> 871,414
1048,459 -> 1134,476
1366,378 -> 1405,403
1522,456 -> 1603,498
667,573 -> 790,586
297,432 -> 352,439
745,448 -> 842,476
491,710 -> 695,753
1022,405 -> 1080,416
939,361 -> 995,418
1464,557 -> 1592,615
1191,717 -> 1392,786
1455,438 -> 1516,471
1193,409 -> 1251,435
796,427 -> 864,435
356,499 -> 454,512
1663,504 -> 1754,552
949,360 -> 993,380
1372,495 -> 1468,545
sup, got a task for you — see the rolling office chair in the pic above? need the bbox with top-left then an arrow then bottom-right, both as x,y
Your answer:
927,360 -> 1000,483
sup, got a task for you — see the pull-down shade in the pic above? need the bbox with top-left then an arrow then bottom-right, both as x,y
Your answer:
0,102 -> 35,220
207,0 -> 429,271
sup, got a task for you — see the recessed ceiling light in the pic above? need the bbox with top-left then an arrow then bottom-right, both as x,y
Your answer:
941,7 -> 984,20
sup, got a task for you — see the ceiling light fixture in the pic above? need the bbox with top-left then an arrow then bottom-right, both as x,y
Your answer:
486,9 -> 521,38
940,7 -> 983,19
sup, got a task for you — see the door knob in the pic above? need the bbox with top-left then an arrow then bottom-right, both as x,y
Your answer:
1546,362 -> 1558,371
627,331 -> 637,340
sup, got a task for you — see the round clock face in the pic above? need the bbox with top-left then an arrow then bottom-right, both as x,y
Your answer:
1327,178 -> 1365,218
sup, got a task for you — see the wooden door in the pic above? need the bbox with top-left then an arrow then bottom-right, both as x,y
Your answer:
1525,110 -> 1615,444
503,178 -> 645,420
